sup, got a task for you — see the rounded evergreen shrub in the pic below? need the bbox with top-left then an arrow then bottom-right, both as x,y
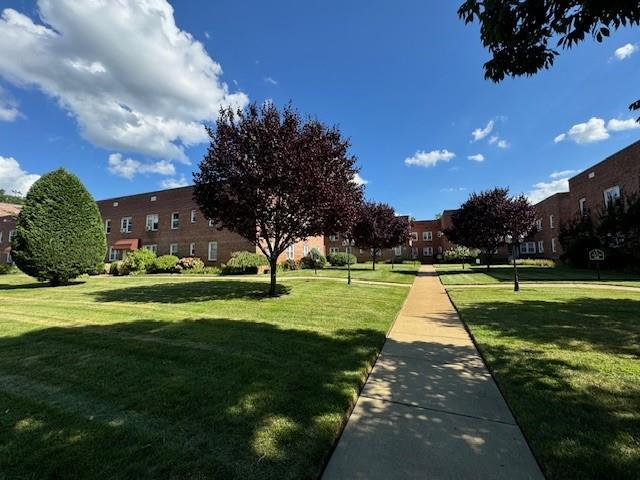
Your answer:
327,252 -> 357,266
300,248 -> 326,269
12,169 -> 106,285
147,255 -> 179,273
222,251 -> 268,274
122,248 -> 156,274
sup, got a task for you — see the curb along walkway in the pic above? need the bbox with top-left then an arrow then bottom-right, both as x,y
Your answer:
323,265 -> 544,480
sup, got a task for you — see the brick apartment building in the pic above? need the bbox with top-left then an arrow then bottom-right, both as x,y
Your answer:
526,140 -> 640,260
97,186 -> 325,266
0,202 -> 20,265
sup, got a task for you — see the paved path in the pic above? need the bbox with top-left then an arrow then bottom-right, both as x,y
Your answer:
323,265 -> 544,480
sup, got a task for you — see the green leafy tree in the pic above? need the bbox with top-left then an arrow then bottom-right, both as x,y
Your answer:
11,169 -> 106,285
0,188 -> 25,205
459,1 -> 640,118
559,212 -> 601,268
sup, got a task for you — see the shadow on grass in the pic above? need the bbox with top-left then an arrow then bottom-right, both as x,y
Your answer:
92,280 -> 290,303
0,279 -> 86,291
440,266 -> 639,283
0,317 -> 384,479
459,296 -> 640,479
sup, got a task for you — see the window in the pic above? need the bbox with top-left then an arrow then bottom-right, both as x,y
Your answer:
579,198 -> 587,216
549,215 -> 555,229
8,230 -> 14,242
411,247 -> 418,258
190,209 -> 197,223
329,234 -> 338,241
120,216 -> 132,233
6,252 -> 11,263
113,201 -> 118,207
437,246 -> 443,254
150,195 -> 157,202
208,241 -> 218,261
520,242 -> 536,254
329,247 -> 339,254
588,171 -> 595,179
189,243 -> 196,256
423,231 -> 432,241
535,219 -> 542,231
146,214 -> 159,231
169,243 -> 178,256
287,244 -> 295,260
108,247 -> 118,261
145,244 -> 157,254
303,245 -> 309,256
410,232 -> 418,241
538,240 -> 544,253
423,246 -> 433,256
603,186 -> 621,208
393,246 -> 402,256
171,212 -> 179,230
105,219 -> 111,234
0,231 -> 3,243
551,238 -> 557,253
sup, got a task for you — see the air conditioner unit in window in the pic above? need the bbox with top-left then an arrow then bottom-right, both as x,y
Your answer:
145,226 -> 151,231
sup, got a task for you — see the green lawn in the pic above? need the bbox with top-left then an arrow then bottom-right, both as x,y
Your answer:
0,273 -> 409,479
447,286 -> 640,480
277,262 -> 420,284
436,263 -> 640,286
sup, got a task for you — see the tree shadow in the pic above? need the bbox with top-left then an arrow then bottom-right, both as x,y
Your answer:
92,280 -> 290,303
439,266 -> 639,283
0,279 -> 86,290
0,318 -> 385,479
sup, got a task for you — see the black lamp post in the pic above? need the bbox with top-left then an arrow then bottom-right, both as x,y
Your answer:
342,238 -> 355,285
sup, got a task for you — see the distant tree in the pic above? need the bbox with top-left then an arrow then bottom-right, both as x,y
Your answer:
444,188 -> 512,270
559,212 -> 601,268
193,102 -> 363,295
352,202 -> 411,270
459,1 -> 640,118
0,188 -> 25,205
504,194 -> 536,291
12,169 -> 106,285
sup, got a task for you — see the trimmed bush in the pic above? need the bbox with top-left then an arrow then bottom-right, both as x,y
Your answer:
281,259 -> 299,271
188,266 -> 222,275
300,248 -> 326,270
327,252 -> 357,266
177,257 -> 205,271
109,261 -> 128,276
11,168 -> 107,285
147,255 -> 179,274
0,264 -> 16,274
122,248 -> 156,274
443,246 -> 481,264
515,258 -> 556,267
222,251 -> 268,275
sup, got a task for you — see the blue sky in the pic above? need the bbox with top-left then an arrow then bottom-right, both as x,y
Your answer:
0,0 -> 638,219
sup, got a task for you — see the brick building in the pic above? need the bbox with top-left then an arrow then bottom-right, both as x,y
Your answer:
0,202 -> 21,265
97,186 -> 325,266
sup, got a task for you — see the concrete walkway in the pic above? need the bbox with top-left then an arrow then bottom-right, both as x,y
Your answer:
323,265 -> 544,480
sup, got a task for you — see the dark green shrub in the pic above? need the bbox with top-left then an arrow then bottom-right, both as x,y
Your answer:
0,263 -> 16,274
147,255 -> 179,273
11,169 -> 107,285
281,259 -> 299,270
109,260 -> 128,276
177,256 -> 205,271
300,248 -> 326,270
443,246 -> 481,264
327,252 -> 357,266
122,248 -> 156,274
222,251 -> 268,274
187,266 -> 221,275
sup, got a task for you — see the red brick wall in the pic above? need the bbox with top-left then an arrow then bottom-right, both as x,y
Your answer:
528,192 -> 571,260
0,214 -> 18,264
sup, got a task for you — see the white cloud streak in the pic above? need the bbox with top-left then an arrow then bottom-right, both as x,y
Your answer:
614,43 -> 638,61
404,149 -> 455,167
555,116 -> 640,144
467,153 -> 485,162
471,120 -> 494,141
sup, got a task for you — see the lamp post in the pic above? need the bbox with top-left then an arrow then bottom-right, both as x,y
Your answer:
342,238 -> 355,285
505,235 -> 521,292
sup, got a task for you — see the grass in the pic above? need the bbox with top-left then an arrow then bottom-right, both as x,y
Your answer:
447,286 -> 640,480
435,263 -> 640,286
0,272 -> 410,479
277,262 -> 420,284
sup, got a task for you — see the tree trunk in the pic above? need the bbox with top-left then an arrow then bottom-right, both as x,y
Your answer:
372,251 -> 376,270
269,258 -> 278,296
512,245 -> 520,292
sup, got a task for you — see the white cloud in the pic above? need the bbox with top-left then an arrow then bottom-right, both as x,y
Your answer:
471,120 -> 494,141
352,173 -> 368,186
554,117 -> 609,144
161,175 -> 189,189
607,118 -> 640,131
264,76 -> 278,85
107,153 -> 175,180
496,139 -> 509,149
440,187 -> 466,192
527,178 -> 569,204
614,43 -> 638,61
467,153 -> 485,162
550,169 -> 578,179
0,1 -> 248,161
0,86 -> 20,121
0,156 -> 40,196
404,149 -> 455,167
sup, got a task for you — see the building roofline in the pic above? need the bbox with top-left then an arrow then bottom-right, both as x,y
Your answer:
97,184 -> 193,203
568,138 -> 640,182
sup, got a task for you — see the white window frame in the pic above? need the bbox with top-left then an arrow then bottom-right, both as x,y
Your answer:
169,243 -> 178,256
549,215 -> 554,229
120,216 -> 132,233
287,244 -> 295,260
579,198 -> 587,216
8,230 -> 14,242
190,209 -> 197,223
603,186 -> 621,208
538,240 -> 544,253
423,231 -> 432,241
303,245 -> 309,256
0,231 -> 3,243
410,232 -> 418,241
329,247 -> 339,254
393,246 -> 402,256
104,219 -> 111,234
146,214 -> 159,231
535,219 -> 542,231
551,238 -> 557,253
208,241 -> 218,261
108,247 -> 118,261
520,242 -> 536,254
189,242 -> 196,256
329,234 -> 338,241
423,246 -> 433,256
171,212 -> 180,230
145,244 -> 157,254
